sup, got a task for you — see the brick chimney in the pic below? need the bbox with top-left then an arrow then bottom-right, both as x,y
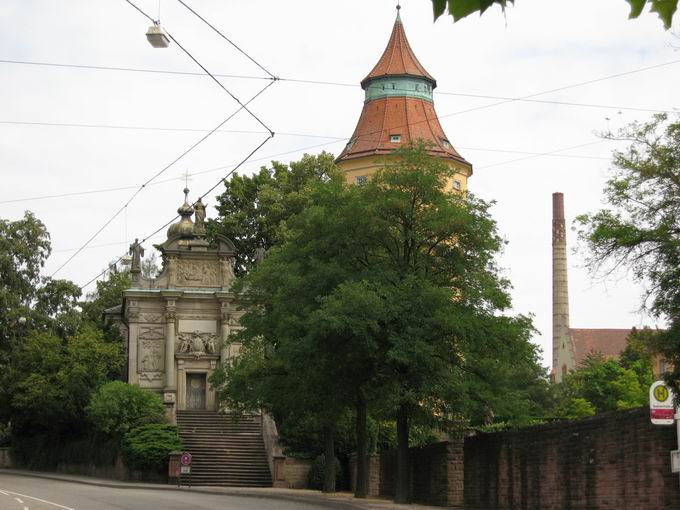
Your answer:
552,192 -> 572,382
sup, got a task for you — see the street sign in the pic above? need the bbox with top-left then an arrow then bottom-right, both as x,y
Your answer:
180,465 -> 191,474
180,452 -> 192,466
650,380 -> 676,425
671,450 -> 680,474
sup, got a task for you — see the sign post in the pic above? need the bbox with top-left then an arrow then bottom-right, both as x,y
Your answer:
180,452 -> 192,488
650,380 -> 675,425
650,381 -> 680,486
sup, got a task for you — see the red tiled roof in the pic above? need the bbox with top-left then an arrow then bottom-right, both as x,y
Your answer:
361,11 -> 435,89
336,96 -> 469,165
570,328 -> 631,367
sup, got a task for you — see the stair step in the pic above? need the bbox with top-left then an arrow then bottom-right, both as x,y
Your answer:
176,410 -> 271,488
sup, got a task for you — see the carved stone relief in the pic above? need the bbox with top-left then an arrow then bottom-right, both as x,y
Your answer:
177,330 -> 218,357
140,313 -> 162,323
176,260 -> 220,287
138,339 -> 165,373
139,325 -> 165,340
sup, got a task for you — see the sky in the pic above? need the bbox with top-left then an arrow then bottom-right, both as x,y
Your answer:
1,0 -> 678,369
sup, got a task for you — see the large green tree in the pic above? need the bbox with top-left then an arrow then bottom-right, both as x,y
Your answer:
207,152 -> 341,275
212,146 -> 544,502
430,0 -> 677,29
577,113 -> 680,396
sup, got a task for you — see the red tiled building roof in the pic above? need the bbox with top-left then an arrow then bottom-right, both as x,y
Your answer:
336,10 -> 471,169
360,10 -> 435,88
570,328 -> 631,367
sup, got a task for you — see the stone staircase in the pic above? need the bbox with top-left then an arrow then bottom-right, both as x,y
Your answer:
175,410 -> 272,487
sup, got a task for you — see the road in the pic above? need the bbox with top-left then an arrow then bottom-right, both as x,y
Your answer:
0,473 -> 333,510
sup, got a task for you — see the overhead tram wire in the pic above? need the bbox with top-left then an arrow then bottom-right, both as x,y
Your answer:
53,2 -> 279,277
1,58 -> 678,115
77,134 -> 273,291
123,0 -> 273,136
4,136 -> 613,206
49,80 -> 275,278
174,0 -> 277,79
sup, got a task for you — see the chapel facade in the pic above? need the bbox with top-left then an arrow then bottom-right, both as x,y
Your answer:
122,188 -> 243,419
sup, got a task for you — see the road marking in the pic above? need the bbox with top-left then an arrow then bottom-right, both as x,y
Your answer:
15,497 -> 24,503
0,490 -> 9,495
24,507 -> 29,510
0,489 -> 74,510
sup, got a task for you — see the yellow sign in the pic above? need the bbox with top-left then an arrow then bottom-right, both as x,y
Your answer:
654,384 -> 670,402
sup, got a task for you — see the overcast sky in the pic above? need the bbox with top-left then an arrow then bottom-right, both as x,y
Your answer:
2,0 -> 678,368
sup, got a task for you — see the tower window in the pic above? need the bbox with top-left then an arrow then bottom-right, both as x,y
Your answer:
453,180 -> 461,191
390,134 -> 401,143
355,175 -> 368,185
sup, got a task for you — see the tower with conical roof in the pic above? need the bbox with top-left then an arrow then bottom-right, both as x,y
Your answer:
336,6 -> 472,189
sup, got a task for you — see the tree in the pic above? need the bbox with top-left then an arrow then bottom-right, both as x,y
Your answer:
213,145 -> 543,502
80,270 -> 130,338
87,381 -> 166,438
430,0 -> 678,29
551,350 -> 652,419
576,114 -> 680,397
2,325 -> 124,432
207,152 -> 342,275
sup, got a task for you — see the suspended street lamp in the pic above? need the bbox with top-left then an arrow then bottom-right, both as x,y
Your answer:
146,22 -> 170,48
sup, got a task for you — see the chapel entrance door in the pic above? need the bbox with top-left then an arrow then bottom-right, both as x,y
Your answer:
186,373 -> 207,410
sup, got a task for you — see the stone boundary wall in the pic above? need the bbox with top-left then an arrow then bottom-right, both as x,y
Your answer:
350,442 -> 464,508
284,458 -> 312,489
464,407 -> 680,510
0,448 -> 12,468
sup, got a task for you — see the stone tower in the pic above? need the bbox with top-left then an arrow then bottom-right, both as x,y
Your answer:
336,6 -> 472,188
552,192 -> 573,382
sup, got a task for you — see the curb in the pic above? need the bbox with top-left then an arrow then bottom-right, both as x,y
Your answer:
0,469 -> 394,510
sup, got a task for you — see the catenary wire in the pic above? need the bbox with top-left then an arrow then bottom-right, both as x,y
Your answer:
2,138 -> 611,206
1,58 -> 677,114
52,1 -> 279,277
49,80 -> 274,278
77,134 -> 273,290
174,0 -> 276,79
123,0 -> 274,135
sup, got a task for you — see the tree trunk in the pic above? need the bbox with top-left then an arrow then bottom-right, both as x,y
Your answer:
323,424 -> 336,493
354,390 -> 368,498
394,403 -> 410,503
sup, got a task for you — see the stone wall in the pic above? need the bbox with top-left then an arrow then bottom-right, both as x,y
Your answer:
350,442 -> 464,507
349,454 -> 381,497
464,407 -> 680,510
0,448 -> 12,468
284,458 -> 312,489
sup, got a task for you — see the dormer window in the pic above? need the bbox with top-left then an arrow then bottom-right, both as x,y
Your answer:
390,134 -> 401,143
441,139 -> 451,149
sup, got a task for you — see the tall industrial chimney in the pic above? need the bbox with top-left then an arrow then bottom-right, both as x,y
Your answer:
552,192 -> 572,382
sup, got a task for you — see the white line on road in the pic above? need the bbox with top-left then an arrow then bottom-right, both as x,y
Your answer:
0,490 -> 9,495
0,489 -> 74,510
15,497 -> 24,503
24,506 -> 29,510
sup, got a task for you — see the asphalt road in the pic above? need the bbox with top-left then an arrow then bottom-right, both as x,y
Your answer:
0,474 -> 333,510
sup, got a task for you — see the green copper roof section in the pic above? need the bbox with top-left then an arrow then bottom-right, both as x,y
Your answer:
364,76 -> 434,103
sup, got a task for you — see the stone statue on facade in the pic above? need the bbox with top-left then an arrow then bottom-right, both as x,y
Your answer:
194,198 -> 206,236
254,243 -> 267,264
129,239 -> 144,273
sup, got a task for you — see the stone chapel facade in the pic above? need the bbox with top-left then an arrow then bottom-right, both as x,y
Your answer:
122,188 -> 242,420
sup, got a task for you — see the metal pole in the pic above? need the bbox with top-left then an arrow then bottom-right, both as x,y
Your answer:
676,412 -> 680,486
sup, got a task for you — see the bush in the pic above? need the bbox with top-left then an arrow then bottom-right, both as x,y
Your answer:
307,454 -> 343,490
87,381 -> 165,437
122,424 -> 181,473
